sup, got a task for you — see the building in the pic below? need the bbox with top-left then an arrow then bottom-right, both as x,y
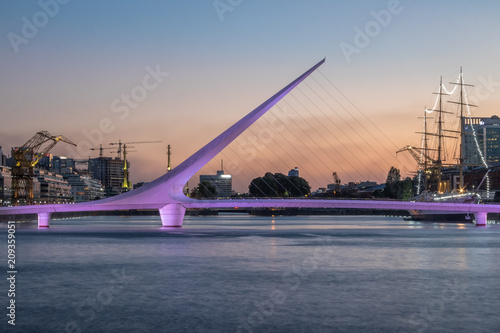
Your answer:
326,183 -> 338,192
65,174 -> 105,202
0,146 -> 6,166
312,187 -> 327,196
288,167 -> 299,177
38,154 -> 53,171
337,181 -> 380,194
0,166 -> 12,206
463,116 -> 500,165
39,155 -> 79,174
199,168 -> 232,197
357,181 -> 378,190
133,182 -> 149,190
34,170 -> 72,204
32,177 -> 41,203
0,149 -> 106,204
88,157 -> 127,197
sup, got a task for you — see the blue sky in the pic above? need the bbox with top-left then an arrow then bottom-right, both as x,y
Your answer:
2,0 -> 500,191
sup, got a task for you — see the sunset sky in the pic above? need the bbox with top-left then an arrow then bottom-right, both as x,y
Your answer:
2,0 -> 500,192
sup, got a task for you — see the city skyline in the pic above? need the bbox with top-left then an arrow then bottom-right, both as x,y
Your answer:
2,0 -> 500,192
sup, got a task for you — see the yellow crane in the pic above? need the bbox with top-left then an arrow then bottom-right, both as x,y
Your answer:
11,131 -> 76,206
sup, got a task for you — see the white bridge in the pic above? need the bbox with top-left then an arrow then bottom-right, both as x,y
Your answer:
1,58 -> 498,227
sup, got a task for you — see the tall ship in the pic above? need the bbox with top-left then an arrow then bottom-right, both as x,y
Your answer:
399,68 -> 495,222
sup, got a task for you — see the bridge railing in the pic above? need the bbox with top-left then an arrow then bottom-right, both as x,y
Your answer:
193,196 -> 409,201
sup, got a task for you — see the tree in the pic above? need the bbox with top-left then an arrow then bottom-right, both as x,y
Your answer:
190,181 -> 218,198
382,166 -> 402,199
287,175 -> 311,197
386,166 -> 401,184
401,177 -> 414,201
248,172 -> 277,197
381,167 -> 414,200
248,172 -> 311,197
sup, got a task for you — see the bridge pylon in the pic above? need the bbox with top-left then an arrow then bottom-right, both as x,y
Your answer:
159,204 -> 186,227
38,212 -> 51,228
475,211 -> 487,227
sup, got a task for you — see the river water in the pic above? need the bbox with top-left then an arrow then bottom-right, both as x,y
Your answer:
1,214 -> 500,333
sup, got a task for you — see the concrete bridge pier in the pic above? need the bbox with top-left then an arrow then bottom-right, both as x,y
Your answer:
475,211 -> 487,227
38,212 -> 51,228
159,204 -> 186,227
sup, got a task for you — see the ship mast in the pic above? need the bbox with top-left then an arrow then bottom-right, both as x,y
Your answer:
437,76 -> 443,167
423,108 -> 430,191
414,77 -> 453,193
448,67 -> 476,191
434,76 -> 451,192
418,107 -> 433,192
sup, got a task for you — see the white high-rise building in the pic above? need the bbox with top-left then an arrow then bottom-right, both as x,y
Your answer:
463,116 -> 500,165
199,160 -> 232,197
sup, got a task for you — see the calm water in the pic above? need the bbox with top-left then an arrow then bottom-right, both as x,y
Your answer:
1,214 -> 500,333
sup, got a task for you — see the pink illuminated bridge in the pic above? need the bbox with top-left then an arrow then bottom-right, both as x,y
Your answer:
1,59 -> 498,227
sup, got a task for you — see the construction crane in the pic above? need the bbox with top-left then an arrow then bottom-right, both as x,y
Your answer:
397,145 -> 441,193
108,140 -> 162,192
11,131 -> 76,206
89,144 -> 114,158
108,140 -> 162,160
332,172 -> 341,193
396,145 -> 438,167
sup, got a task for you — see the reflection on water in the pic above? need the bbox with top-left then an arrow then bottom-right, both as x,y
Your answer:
1,214 -> 500,333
